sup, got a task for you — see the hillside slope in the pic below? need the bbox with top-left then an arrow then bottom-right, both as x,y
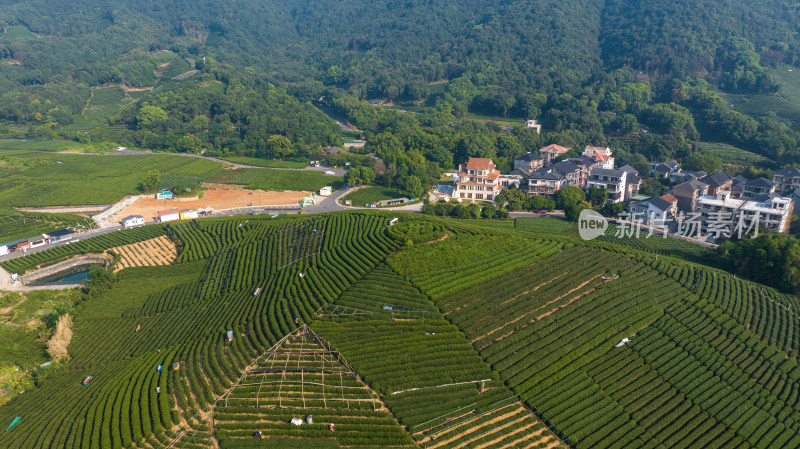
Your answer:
1,213 -> 800,448
0,0 -> 797,95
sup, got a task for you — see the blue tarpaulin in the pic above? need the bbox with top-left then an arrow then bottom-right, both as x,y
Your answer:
7,416 -> 22,431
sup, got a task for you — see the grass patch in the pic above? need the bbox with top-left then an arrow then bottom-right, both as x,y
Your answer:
227,168 -> 343,191
344,186 -> 406,206
0,26 -> 35,41
0,139 -> 83,153
218,155 -> 308,169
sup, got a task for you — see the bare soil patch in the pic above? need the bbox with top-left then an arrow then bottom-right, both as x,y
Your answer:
111,189 -> 308,222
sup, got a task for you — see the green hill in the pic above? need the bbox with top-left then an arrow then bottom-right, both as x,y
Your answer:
1,212 -> 799,448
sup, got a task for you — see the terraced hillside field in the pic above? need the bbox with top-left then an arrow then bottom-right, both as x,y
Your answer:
0,211 -> 798,449
111,236 -> 178,271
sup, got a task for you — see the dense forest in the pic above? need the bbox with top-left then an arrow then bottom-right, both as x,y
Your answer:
0,0 -> 799,175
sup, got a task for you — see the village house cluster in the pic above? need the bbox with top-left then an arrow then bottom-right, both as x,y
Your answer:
637,162 -> 795,236
437,144 -> 796,238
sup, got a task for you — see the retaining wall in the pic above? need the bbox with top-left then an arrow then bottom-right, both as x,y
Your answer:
15,205 -> 111,214
21,255 -> 110,284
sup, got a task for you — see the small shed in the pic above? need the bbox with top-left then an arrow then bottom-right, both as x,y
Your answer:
157,210 -> 180,223
319,186 -> 333,196
0,244 -> 8,256
156,189 -> 173,200
179,209 -> 198,220
28,238 -> 46,249
121,215 -> 145,228
44,229 -> 74,244
227,330 -> 234,341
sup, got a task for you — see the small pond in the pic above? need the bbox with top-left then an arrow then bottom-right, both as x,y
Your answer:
27,266 -> 92,287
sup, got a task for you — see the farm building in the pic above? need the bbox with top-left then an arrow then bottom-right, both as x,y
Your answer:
3,239 -> 28,254
121,215 -> 145,228
377,197 -> 410,206
0,244 -> 7,256
179,209 -> 199,220
319,186 -> 333,196
157,210 -> 180,223
44,229 -> 74,244
29,237 -> 47,249
156,189 -> 173,200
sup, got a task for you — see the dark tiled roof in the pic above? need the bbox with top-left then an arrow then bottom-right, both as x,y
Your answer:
590,168 -> 625,177
46,229 -> 73,237
775,167 -> 800,177
745,177 -> 776,188
515,152 -> 542,162
570,156 -> 596,166
619,164 -> 638,174
700,171 -> 732,187
648,197 -> 673,211
655,164 -> 672,174
674,180 -> 708,192
552,162 -> 580,175
732,175 -> 748,184
529,170 -> 563,181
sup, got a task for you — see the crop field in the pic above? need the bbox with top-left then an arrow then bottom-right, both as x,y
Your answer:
0,139 -> 85,152
721,69 -> 800,127
227,168 -> 343,192
694,141 -> 770,165
0,145 -> 347,240
514,217 -> 715,262
387,229 -> 800,448
320,262 -> 438,320
315,248 -> 565,449
83,87 -> 128,122
0,25 -> 35,41
215,325 -> 415,448
0,213 -> 95,244
218,156 -> 308,169
1,225 -> 166,274
1,211 -> 799,448
111,236 -> 177,271
0,151 -> 228,208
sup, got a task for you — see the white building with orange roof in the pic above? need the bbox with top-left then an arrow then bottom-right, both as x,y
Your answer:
539,144 -> 572,166
455,158 -> 520,202
582,146 -> 615,170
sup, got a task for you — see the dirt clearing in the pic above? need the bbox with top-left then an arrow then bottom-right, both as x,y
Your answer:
111,189 -> 308,222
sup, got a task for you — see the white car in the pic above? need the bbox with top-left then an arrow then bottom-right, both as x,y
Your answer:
324,170 -> 335,175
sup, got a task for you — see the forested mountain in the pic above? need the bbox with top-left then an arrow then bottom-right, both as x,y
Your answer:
1,0 -> 800,171
0,0 -> 796,95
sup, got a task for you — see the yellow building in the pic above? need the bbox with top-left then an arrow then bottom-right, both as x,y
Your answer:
179,209 -> 198,220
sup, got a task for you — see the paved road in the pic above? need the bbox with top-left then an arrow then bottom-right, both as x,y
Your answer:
0,224 -> 124,264
59,150 -> 348,176
302,186 -> 352,214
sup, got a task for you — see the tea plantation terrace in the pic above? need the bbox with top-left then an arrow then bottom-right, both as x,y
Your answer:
0,211 -> 796,449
